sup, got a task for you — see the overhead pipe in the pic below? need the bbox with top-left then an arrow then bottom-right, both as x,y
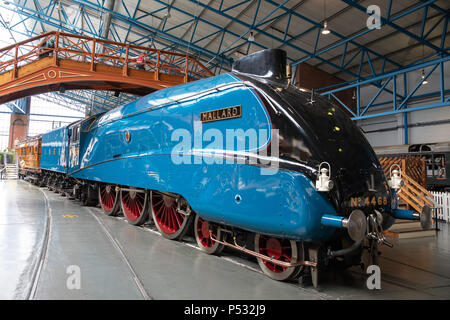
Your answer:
101,0 -> 116,39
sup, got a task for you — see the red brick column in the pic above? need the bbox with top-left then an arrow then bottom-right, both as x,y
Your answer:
8,114 -> 29,149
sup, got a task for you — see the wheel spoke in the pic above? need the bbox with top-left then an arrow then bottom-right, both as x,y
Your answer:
173,210 -> 182,229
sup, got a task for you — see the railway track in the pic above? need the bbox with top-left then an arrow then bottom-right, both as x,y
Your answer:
27,188 -> 52,300
86,207 -> 152,300
94,209 -> 334,300
27,182 -> 449,299
28,184 -> 152,300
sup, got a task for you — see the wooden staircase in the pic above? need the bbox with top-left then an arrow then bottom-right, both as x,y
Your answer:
397,173 -> 434,213
379,156 -> 436,239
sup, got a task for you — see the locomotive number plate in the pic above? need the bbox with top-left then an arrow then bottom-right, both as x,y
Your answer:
350,196 -> 388,208
201,105 -> 242,123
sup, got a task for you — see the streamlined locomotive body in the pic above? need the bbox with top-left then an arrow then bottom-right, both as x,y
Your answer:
20,49 -> 429,287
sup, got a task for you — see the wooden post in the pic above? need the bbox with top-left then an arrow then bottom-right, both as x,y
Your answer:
155,50 -> 160,81
13,45 -> 18,80
53,33 -> 59,66
90,39 -> 96,72
123,45 -> 129,77
184,56 -> 189,83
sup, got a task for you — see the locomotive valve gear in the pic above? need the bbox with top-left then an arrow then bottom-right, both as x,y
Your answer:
367,212 -> 392,248
176,197 -> 192,216
315,163 -> 334,192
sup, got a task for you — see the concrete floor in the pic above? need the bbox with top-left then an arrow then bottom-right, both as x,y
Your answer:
1,179 -> 450,300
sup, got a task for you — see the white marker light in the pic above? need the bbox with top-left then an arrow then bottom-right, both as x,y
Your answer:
388,165 -> 403,190
316,162 -> 334,192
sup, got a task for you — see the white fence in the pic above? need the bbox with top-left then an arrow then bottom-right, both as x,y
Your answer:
431,191 -> 450,222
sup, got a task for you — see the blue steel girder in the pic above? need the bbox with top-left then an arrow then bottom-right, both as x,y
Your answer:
67,0 -> 233,69
0,3 -> 140,114
48,90 -> 128,114
183,0 -> 404,79
2,0 -> 448,122
5,102 -> 24,113
2,0 -> 230,71
177,0 -> 404,101
4,97 -> 30,114
312,10 -> 448,78
263,0 -> 403,68
418,0 -> 450,18
320,55 -> 450,121
10,0 -> 442,81
36,91 -> 97,114
296,1 -> 446,68
342,0 -> 449,56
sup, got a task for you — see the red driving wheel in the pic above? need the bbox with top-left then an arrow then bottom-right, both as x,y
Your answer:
151,191 -> 193,240
194,214 -> 224,254
120,188 -> 149,225
99,184 -> 120,216
254,234 -> 304,281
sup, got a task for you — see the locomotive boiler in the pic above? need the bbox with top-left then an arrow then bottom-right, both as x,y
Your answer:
17,49 -> 430,288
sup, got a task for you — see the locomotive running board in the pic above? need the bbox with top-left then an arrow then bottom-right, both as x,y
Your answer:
210,233 -> 317,268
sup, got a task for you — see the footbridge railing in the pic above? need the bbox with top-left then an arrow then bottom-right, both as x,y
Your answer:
0,31 -> 214,104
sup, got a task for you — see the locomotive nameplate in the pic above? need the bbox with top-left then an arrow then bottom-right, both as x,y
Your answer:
201,105 -> 242,123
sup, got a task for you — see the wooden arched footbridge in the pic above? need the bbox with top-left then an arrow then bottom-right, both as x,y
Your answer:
0,31 -> 214,104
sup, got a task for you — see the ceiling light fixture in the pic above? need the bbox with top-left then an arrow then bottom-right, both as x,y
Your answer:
322,21 -> 330,35
321,0 -> 330,35
420,45 -> 429,85
164,0 -> 171,18
248,31 -> 255,42
421,69 -> 428,85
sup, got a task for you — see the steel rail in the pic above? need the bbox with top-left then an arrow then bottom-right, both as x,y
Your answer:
28,186 -> 52,300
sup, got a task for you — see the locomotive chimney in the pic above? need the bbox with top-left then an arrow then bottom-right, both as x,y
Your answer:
232,49 -> 288,83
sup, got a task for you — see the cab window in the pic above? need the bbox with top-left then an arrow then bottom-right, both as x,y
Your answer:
72,125 -> 80,143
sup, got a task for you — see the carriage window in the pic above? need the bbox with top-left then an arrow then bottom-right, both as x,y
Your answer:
72,126 -> 80,143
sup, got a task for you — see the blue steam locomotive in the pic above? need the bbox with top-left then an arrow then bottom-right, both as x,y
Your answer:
22,49 -> 430,287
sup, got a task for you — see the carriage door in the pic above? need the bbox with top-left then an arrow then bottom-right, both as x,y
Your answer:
69,124 -> 80,172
